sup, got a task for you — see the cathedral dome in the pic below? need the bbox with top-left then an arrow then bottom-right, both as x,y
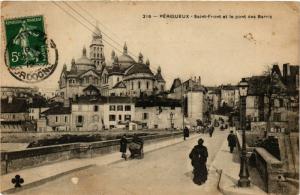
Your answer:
76,56 -> 94,65
119,54 -> 135,65
76,46 -> 95,71
118,42 -> 136,67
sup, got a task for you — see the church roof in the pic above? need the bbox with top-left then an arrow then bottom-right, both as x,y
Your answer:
113,81 -> 127,89
117,42 -> 136,67
76,55 -> 94,66
125,63 -> 154,76
118,54 -> 136,66
154,72 -> 165,82
83,85 -> 100,92
76,47 -> 94,67
106,65 -> 126,75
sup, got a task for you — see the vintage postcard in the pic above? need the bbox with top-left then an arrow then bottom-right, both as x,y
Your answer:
0,1 -> 299,195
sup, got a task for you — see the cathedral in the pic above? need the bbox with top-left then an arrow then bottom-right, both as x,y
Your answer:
58,25 -> 166,100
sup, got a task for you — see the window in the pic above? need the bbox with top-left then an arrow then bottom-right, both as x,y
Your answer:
146,81 -> 149,89
56,116 -> 58,122
125,105 -> 131,111
77,115 -> 84,123
154,124 -> 158,128
138,81 -> 141,89
65,116 -> 67,123
109,115 -> 116,121
109,105 -> 116,111
161,85 -> 164,91
118,115 -> 122,121
131,81 -> 134,90
273,113 -> 281,122
279,99 -> 284,107
125,115 -> 131,121
117,105 -> 123,111
171,106 -> 175,110
94,105 -> 99,112
117,77 -> 120,82
143,113 -> 149,120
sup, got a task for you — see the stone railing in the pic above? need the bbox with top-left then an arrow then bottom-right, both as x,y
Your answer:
235,130 -> 255,153
253,147 -> 285,194
1,132 -> 183,175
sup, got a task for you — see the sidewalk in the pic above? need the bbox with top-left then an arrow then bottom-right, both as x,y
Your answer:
1,133 -> 200,194
210,137 -> 267,195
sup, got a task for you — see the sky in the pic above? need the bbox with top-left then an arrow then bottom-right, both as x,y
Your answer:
1,2 -> 299,96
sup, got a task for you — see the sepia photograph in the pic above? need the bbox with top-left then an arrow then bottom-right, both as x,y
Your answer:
0,1 -> 299,195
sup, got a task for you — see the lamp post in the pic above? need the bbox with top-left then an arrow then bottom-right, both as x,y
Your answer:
238,78 -> 250,187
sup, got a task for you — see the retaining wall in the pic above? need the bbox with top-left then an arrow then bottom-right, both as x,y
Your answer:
1,132 -> 183,174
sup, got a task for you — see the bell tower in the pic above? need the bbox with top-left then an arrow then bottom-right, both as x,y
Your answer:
90,22 -> 105,70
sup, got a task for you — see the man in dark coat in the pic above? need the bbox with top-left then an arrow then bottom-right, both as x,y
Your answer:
227,131 -> 237,153
209,126 -> 214,137
183,126 -> 190,140
189,138 -> 208,185
120,134 -> 128,160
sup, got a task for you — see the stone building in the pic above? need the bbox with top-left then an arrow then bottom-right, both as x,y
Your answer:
0,96 -> 29,125
58,25 -> 166,100
71,96 -> 135,131
135,97 -> 182,129
41,106 -> 71,131
245,64 -> 299,131
220,84 -> 239,108
168,77 -> 207,126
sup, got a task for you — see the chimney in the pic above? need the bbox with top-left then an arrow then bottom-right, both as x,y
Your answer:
8,96 -> 13,103
198,76 -> 201,85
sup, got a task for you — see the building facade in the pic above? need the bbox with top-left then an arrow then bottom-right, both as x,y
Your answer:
135,98 -> 183,129
58,25 -> 166,100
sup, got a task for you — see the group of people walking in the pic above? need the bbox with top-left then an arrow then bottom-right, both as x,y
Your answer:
119,124 -> 237,187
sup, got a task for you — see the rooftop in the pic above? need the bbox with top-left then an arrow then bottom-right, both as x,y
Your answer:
1,98 -> 28,113
41,106 -> 71,115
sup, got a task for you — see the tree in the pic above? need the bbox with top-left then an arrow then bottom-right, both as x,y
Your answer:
262,65 -> 287,134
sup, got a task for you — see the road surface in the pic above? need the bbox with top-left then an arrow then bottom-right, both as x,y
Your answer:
17,129 -> 228,195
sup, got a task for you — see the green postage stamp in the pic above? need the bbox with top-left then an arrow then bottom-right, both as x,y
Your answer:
3,15 -> 58,83
5,15 -> 48,67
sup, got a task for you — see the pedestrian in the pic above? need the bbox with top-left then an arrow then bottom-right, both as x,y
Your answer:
183,126 -> 190,140
227,131 -> 237,153
209,125 -> 214,137
120,134 -> 128,160
189,138 -> 208,185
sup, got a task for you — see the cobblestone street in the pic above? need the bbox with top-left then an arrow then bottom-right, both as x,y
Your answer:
16,129 -> 228,195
